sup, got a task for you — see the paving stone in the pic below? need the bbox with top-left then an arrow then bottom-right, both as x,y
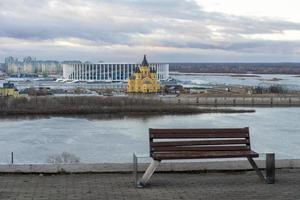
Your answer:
0,169 -> 299,200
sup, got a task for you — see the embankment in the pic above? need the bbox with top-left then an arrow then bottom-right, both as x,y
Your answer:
0,96 -> 254,115
141,95 -> 300,107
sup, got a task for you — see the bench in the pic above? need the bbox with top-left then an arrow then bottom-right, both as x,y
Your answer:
135,127 -> 275,187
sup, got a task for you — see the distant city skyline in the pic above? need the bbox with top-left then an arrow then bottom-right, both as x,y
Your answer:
1,0 -> 300,63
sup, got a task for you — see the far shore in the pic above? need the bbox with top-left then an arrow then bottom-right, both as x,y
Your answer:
0,96 -> 255,116
169,71 -> 297,76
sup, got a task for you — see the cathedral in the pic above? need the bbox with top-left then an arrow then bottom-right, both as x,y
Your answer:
127,55 -> 160,93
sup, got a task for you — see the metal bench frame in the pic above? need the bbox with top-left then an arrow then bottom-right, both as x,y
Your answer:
134,127 -> 275,187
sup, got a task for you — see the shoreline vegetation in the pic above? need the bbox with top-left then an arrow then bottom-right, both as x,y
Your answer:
0,96 -> 255,116
170,72 -> 262,77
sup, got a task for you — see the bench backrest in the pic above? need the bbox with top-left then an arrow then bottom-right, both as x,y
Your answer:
149,128 -> 251,157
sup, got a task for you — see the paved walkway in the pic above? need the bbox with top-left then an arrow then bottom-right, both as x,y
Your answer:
0,169 -> 299,200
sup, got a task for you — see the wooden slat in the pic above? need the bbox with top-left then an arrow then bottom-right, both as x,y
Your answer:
150,128 -> 249,139
151,139 -> 250,147
148,128 -> 255,161
150,128 -> 249,134
153,150 -> 259,160
151,133 -> 249,139
151,146 -> 250,152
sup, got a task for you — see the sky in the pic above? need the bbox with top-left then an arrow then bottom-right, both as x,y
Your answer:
0,0 -> 300,63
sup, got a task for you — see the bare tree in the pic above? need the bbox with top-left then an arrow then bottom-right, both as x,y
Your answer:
46,152 -> 80,164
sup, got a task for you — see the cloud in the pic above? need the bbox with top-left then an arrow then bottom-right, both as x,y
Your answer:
0,0 -> 300,62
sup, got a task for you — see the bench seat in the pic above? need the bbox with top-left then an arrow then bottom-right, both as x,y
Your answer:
153,150 -> 259,160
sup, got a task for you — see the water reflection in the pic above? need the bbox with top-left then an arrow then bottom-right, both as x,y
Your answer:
0,107 -> 255,121
0,113 -> 183,121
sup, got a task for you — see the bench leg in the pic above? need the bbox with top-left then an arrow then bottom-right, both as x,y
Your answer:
133,153 -> 138,187
266,153 -> 275,184
137,159 -> 160,187
247,157 -> 265,182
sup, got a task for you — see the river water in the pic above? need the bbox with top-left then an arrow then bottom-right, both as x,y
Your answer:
2,73 -> 300,90
173,73 -> 300,90
0,107 -> 299,164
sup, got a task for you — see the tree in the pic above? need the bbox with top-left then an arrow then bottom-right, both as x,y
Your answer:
46,152 -> 80,164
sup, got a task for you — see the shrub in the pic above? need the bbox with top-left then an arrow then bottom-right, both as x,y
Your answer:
46,152 -> 80,164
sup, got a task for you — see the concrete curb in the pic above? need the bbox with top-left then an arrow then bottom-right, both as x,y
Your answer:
0,159 -> 299,173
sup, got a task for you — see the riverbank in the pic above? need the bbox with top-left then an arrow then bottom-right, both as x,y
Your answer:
0,96 -> 255,116
2,94 -> 300,116
136,95 -> 300,107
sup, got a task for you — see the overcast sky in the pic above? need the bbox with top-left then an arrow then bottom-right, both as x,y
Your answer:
1,0 -> 300,62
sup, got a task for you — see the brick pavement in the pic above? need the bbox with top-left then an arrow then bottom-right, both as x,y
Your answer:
0,169 -> 299,200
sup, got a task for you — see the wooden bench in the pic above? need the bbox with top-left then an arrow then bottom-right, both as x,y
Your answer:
136,127 -> 275,187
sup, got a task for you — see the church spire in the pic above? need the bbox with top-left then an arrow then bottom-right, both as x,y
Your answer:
141,55 -> 149,67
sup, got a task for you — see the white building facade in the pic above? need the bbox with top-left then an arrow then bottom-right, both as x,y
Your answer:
63,63 -> 169,81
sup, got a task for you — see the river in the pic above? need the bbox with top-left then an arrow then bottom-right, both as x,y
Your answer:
0,107 -> 299,164
173,73 -> 300,90
2,73 -> 300,91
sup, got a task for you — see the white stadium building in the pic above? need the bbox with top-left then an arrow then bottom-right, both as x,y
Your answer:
63,63 -> 169,82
